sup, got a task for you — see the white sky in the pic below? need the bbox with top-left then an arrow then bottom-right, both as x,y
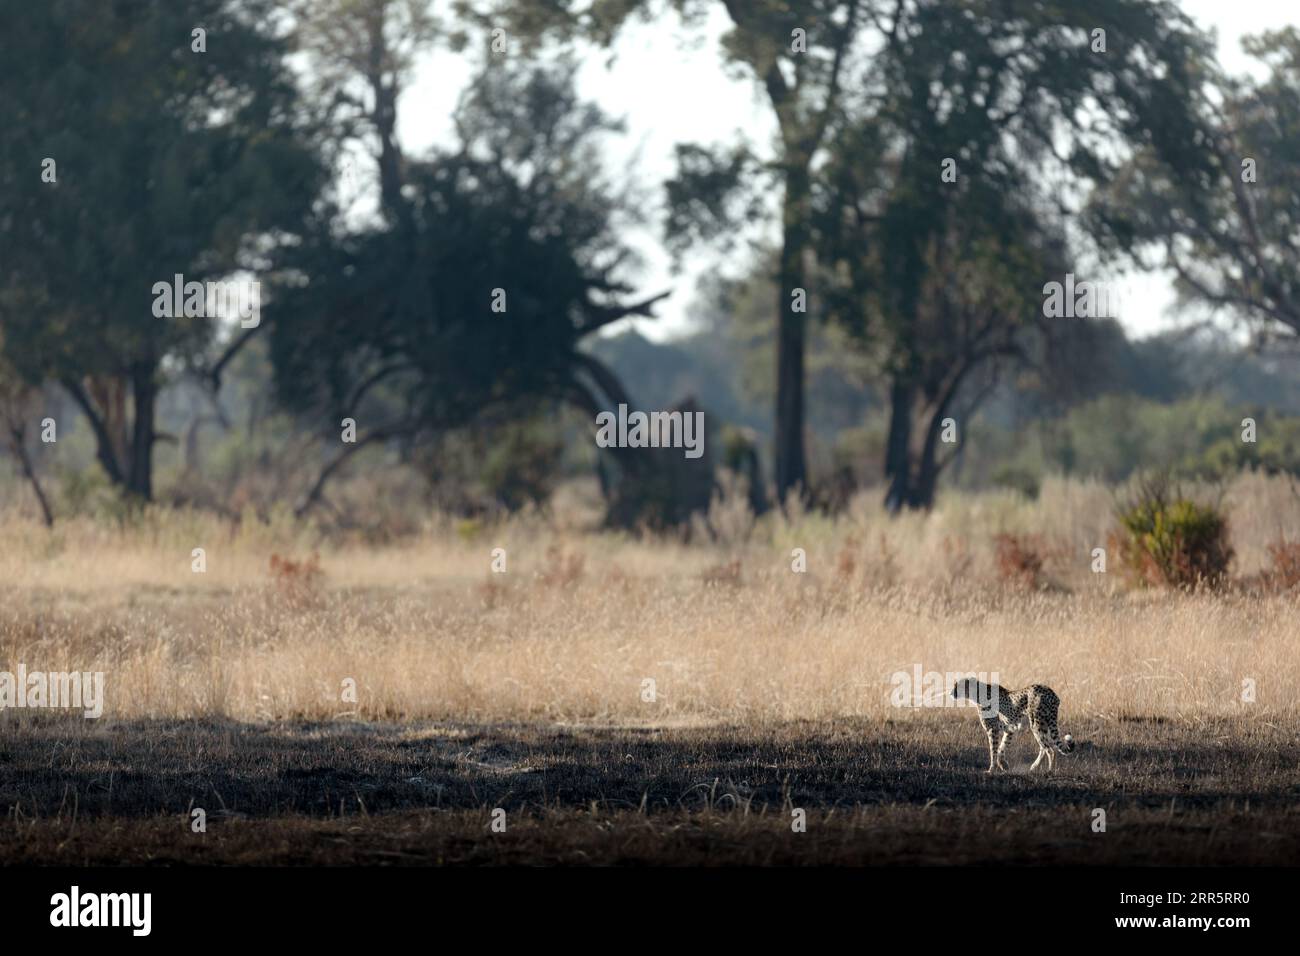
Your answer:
392,0 -> 1298,343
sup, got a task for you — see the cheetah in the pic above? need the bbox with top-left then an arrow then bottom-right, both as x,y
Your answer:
951,678 -> 1074,773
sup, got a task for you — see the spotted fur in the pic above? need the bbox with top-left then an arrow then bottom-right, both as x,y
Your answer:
951,678 -> 1074,773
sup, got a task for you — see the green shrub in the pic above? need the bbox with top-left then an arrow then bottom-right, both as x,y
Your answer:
990,464 -> 1040,499
479,418 -> 564,512
1114,482 -> 1233,589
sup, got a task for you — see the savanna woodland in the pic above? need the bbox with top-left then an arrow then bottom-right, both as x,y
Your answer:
1,0 -> 1298,877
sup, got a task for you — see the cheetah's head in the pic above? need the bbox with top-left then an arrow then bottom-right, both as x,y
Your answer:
951,678 -> 975,701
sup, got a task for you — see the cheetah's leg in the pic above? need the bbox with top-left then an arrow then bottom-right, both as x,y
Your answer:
1029,720 -> 1055,772
982,721 -> 1001,773
995,727 -> 1012,771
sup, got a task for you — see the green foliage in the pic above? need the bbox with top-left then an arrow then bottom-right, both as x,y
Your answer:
57,466 -> 115,517
455,518 -> 483,543
0,0 -> 326,497
804,0 -> 1214,509
989,465 -> 1040,500
1090,26 -> 1300,339
1046,395 -> 1300,483
0,0 -> 324,364
827,423 -> 886,488
270,59 -> 657,440
479,419 -> 565,512
1194,418 -> 1300,478
1115,482 -> 1233,589
406,411 -> 568,516
664,141 -> 767,259
719,425 -> 755,474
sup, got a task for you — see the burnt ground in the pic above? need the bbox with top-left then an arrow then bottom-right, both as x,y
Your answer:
0,714 -> 1295,864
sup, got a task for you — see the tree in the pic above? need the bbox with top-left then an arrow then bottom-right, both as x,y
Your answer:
0,350 -> 54,528
292,0 -> 454,225
811,0 -> 1215,510
500,0 -> 872,502
269,61 -> 669,515
1088,28 -> 1300,343
517,0 -> 1216,509
0,0 -> 326,500
818,158 -> 1074,507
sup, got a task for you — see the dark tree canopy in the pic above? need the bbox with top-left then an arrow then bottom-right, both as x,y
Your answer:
801,0 -> 1217,509
0,0 -> 326,498
269,61 -> 668,512
1089,27 -> 1300,342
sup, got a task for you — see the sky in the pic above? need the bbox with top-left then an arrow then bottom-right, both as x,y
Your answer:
392,0 -> 1299,344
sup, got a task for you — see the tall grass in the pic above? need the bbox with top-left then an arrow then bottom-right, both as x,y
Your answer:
0,472 -> 1295,725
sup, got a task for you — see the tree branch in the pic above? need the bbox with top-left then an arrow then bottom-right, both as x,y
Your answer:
59,377 -> 124,485
293,422 -> 417,519
207,324 -> 262,392
575,289 -> 671,335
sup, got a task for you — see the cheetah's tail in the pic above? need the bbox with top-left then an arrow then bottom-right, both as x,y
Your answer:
1057,733 -> 1075,755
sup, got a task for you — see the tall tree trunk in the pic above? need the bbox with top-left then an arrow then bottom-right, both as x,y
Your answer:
568,353 -> 656,508
62,370 -> 158,501
63,377 -> 124,485
5,427 -> 54,528
365,12 -> 407,230
127,367 -> 156,500
774,163 -> 810,502
909,400 -> 947,509
374,79 -> 404,221
87,376 -> 130,479
885,366 -> 971,512
883,379 -> 914,513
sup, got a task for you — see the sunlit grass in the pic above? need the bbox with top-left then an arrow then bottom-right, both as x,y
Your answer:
0,472 -> 1293,725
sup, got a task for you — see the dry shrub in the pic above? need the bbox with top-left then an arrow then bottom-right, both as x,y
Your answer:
822,536 -> 862,613
993,533 -> 1044,589
1265,538 -> 1300,591
706,471 -> 756,546
478,574 -> 508,609
537,544 -> 585,588
831,533 -> 900,591
872,534 -> 899,587
834,535 -> 860,581
268,552 -> 323,607
941,535 -> 973,582
835,533 -> 899,590
700,558 -> 742,587
600,562 -> 632,590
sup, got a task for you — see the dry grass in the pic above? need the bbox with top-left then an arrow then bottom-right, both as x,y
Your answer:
5,581 -> 1293,723
0,472 -> 1297,863
0,519 -> 1294,722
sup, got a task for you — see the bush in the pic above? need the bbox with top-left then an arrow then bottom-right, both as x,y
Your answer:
536,544 -> 585,588
1114,482 -> 1233,589
990,465 -> 1041,500
1265,538 -> 1300,591
268,552 -> 323,608
993,533 -> 1044,589
479,418 -> 564,512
